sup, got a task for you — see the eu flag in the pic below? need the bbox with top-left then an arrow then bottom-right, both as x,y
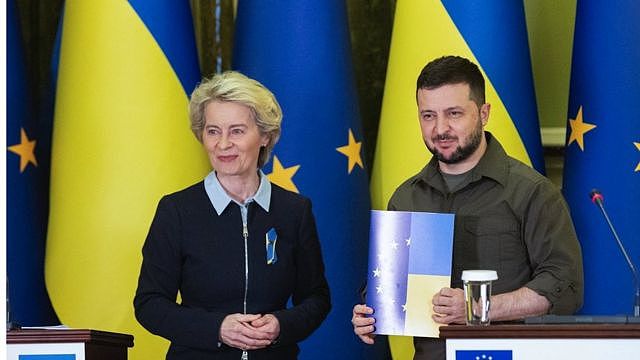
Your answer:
562,0 -> 640,316
6,0 -> 58,327
17,356 -> 75,360
456,350 -> 513,360
233,1 -> 379,358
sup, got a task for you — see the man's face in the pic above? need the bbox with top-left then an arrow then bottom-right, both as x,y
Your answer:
416,83 -> 489,165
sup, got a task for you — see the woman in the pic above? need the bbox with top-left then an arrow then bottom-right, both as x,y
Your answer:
134,71 -> 331,359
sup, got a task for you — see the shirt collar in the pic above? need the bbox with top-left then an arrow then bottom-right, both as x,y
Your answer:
204,170 -> 272,215
470,132 -> 509,187
413,131 -> 509,190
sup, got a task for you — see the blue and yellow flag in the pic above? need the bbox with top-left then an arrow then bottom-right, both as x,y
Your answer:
7,0 -> 58,327
370,1 -> 543,358
367,211 -> 454,337
45,1 -> 209,358
233,1 -> 387,358
562,0 -> 640,316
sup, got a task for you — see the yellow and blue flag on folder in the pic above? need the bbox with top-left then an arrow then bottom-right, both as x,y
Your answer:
370,1 -> 543,358
45,1 -> 209,358
7,0 -> 58,327
367,211 -> 454,338
562,0 -> 640,316
233,1 -> 388,358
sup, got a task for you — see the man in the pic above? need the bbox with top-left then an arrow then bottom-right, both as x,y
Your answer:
352,56 -> 583,359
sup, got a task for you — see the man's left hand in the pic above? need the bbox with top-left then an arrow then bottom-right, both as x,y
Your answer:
432,287 -> 466,324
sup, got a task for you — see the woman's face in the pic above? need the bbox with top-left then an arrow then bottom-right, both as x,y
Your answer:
202,101 -> 268,180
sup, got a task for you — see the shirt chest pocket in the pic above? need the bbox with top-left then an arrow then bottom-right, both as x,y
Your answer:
466,216 -> 519,236
456,215 -> 522,273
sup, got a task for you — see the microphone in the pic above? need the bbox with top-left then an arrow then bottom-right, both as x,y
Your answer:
589,189 -> 640,317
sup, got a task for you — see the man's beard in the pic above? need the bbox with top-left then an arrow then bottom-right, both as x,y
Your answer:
427,118 -> 483,164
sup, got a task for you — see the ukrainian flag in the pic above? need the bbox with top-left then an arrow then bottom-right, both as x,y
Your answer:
370,1 -> 543,358
45,1 -> 209,358
233,1 -> 387,358
563,0 -> 640,316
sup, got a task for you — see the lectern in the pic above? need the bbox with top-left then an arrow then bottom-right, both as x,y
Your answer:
7,329 -> 134,360
440,323 -> 640,360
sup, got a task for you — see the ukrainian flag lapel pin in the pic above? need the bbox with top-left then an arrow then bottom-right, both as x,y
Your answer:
266,228 -> 278,264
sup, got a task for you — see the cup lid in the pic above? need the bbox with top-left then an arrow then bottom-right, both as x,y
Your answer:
461,270 -> 498,281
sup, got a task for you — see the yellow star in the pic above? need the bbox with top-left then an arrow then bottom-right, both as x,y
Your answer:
634,142 -> 640,172
8,128 -> 38,172
266,155 -> 300,193
336,129 -> 363,173
567,106 -> 597,151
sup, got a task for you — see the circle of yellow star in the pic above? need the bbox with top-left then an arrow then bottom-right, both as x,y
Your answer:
336,129 -> 363,173
8,128 -> 38,172
266,155 -> 300,193
568,106 -> 597,151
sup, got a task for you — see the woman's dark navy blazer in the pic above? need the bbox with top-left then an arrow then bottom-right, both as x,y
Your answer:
134,181 -> 331,359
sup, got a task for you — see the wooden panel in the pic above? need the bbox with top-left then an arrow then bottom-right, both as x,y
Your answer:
7,329 -> 134,347
86,342 -> 129,360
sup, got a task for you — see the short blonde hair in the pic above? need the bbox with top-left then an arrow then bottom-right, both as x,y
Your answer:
189,71 -> 282,167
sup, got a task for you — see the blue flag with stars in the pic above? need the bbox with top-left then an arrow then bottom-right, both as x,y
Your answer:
562,0 -> 640,315
456,350 -> 512,360
233,1 -> 387,358
6,0 -> 59,326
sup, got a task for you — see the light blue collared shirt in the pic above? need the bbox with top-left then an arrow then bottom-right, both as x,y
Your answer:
204,170 -> 272,221
204,171 -> 271,350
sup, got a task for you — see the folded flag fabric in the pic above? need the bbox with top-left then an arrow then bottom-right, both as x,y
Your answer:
45,2 -> 208,359
562,0 -> 640,316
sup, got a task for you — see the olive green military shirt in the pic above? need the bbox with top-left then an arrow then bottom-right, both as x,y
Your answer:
388,132 -> 584,314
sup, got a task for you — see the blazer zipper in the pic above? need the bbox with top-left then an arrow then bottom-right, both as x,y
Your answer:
242,222 -> 249,360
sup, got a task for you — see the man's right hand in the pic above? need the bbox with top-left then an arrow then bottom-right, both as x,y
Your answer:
351,304 -> 376,344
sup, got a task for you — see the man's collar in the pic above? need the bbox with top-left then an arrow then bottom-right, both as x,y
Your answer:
413,132 -> 508,188
470,132 -> 509,187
